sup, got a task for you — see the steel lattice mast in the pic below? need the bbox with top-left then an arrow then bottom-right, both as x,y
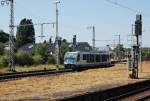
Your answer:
9,0 -> 15,71
55,1 -> 60,67
1,0 -> 15,71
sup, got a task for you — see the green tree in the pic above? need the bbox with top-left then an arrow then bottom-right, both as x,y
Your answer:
0,42 -> 5,55
33,55 -> 43,64
47,55 -> 56,64
0,56 -> 8,67
0,30 -> 9,43
141,48 -> 150,61
34,43 -> 48,63
16,18 -> 35,47
59,39 -> 70,64
16,51 -> 34,66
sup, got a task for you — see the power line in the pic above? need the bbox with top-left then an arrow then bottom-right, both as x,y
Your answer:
14,22 -> 55,43
105,0 -> 150,18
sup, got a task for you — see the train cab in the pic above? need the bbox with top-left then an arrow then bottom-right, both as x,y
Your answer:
64,52 -> 79,68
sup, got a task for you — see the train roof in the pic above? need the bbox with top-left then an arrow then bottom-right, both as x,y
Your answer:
96,46 -> 110,51
66,50 -> 109,55
65,46 -> 110,54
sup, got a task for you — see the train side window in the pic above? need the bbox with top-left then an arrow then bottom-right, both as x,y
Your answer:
77,54 -> 80,61
106,55 -> 109,62
87,54 -> 90,62
92,55 -> 94,62
96,55 -> 100,62
83,54 -> 86,60
99,55 -> 101,62
101,55 -> 103,62
102,55 -> 107,62
100,55 -> 102,62
86,54 -> 88,61
90,54 -> 94,62
101,55 -> 106,62
90,54 -> 91,62
93,55 -> 95,62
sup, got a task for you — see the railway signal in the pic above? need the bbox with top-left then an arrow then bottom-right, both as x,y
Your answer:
135,15 -> 142,36
128,14 -> 142,79
73,35 -> 77,51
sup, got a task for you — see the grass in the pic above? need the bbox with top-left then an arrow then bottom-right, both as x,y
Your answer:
0,64 -> 64,73
0,62 -> 150,100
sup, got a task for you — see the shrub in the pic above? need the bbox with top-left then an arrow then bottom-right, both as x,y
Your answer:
142,52 -> 150,61
33,55 -> 43,65
47,55 -> 56,64
0,43 -> 4,55
16,51 -> 34,66
0,56 -> 8,67
34,43 -> 48,63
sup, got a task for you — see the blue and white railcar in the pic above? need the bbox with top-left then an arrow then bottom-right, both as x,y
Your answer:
64,50 -> 111,69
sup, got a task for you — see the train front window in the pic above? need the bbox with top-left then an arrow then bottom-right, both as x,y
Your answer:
64,53 -> 77,64
83,54 -> 86,60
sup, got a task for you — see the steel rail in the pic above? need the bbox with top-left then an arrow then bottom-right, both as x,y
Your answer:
104,83 -> 150,101
137,95 -> 150,101
0,68 -> 73,82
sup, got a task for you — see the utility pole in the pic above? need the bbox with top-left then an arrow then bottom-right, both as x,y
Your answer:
55,0 -> 60,67
87,26 -> 95,50
40,23 -> 45,42
39,23 -> 55,43
1,0 -> 15,71
115,34 -> 121,61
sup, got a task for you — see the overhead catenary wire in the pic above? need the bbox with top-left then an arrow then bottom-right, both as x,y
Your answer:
14,22 -> 55,43
105,0 -> 150,18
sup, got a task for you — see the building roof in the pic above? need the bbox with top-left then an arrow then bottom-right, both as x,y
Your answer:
18,43 -> 34,52
18,43 -> 55,53
69,42 -> 92,51
45,43 -> 56,53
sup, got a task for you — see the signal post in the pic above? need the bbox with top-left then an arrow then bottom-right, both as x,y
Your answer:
128,14 -> 142,79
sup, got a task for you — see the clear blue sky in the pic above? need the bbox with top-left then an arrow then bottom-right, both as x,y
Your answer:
0,0 -> 150,47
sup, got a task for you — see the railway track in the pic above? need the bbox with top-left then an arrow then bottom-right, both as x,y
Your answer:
105,83 -> 150,101
0,68 -> 73,82
58,79 -> 150,101
0,63 -> 113,82
137,95 -> 150,101
119,87 -> 150,101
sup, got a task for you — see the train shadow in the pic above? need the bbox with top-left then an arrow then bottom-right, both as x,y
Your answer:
75,64 -> 115,72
